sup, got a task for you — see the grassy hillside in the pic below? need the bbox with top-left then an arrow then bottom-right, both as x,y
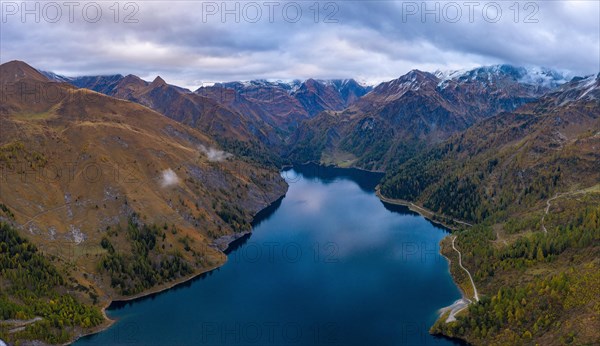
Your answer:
0,61 -> 287,344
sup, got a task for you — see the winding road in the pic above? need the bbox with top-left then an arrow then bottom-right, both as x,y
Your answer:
0,317 -> 42,334
375,189 -> 473,230
452,236 -> 479,302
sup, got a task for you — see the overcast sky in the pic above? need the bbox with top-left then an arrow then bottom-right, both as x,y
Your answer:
1,0 -> 598,89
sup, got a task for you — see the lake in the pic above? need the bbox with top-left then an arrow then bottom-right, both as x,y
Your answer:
76,164 -> 463,346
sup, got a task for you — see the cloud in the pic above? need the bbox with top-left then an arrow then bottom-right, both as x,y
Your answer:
198,145 -> 233,162
1,1 -> 598,88
160,168 -> 180,188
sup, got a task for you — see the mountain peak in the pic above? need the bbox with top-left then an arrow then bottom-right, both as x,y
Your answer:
374,70 -> 438,95
397,69 -> 437,82
151,76 -> 167,87
120,74 -> 147,87
407,69 -> 426,74
299,78 -> 322,92
2,60 -> 33,69
0,60 -> 49,83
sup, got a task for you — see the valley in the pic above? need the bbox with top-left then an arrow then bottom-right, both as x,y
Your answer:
1,60 -> 599,346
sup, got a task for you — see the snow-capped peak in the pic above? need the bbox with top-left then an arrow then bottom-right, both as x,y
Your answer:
517,66 -> 571,88
435,64 -> 570,90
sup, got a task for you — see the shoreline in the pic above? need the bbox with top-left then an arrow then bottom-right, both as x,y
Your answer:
375,186 -> 476,344
284,161 -> 386,174
290,161 -> 467,230
375,187 -> 473,231
70,250 -> 226,345
430,238 -> 474,346
68,260 -> 225,345
69,192 -> 287,345
437,243 -> 473,322
375,188 -> 446,226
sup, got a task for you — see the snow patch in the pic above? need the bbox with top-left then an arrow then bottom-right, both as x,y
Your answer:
69,225 -> 86,244
41,70 -> 74,82
576,75 -> 599,100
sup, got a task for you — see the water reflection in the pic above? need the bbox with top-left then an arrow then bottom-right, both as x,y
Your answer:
286,163 -> 384,192
251,195 -> 285,228
76,165 -> 463,346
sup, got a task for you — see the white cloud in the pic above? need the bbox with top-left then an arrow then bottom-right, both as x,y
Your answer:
198,145 -> 233,162
160,168 -> 180,188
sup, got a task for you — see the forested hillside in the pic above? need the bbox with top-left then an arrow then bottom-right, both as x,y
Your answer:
381,74 -> 600,344
0,223 -> 104,344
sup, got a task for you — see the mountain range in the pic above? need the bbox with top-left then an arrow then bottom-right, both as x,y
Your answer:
43,64 -> 574,172
288,65 -> 573,170
42,71 -> 372,166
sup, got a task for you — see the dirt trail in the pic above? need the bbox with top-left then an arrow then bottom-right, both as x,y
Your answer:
541,185 -> 598,234
0,317 -> 42,334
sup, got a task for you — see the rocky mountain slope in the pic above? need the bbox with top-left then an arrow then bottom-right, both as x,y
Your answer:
196,78 -> 371,128
51,73 -> 284,165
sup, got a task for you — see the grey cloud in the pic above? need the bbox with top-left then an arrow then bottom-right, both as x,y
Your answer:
1,0 -> 597,88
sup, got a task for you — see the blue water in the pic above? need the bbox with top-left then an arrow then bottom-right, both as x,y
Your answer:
76,164 -> 462,346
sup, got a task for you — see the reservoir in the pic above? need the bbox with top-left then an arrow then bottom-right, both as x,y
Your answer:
76,164 -> 463,345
